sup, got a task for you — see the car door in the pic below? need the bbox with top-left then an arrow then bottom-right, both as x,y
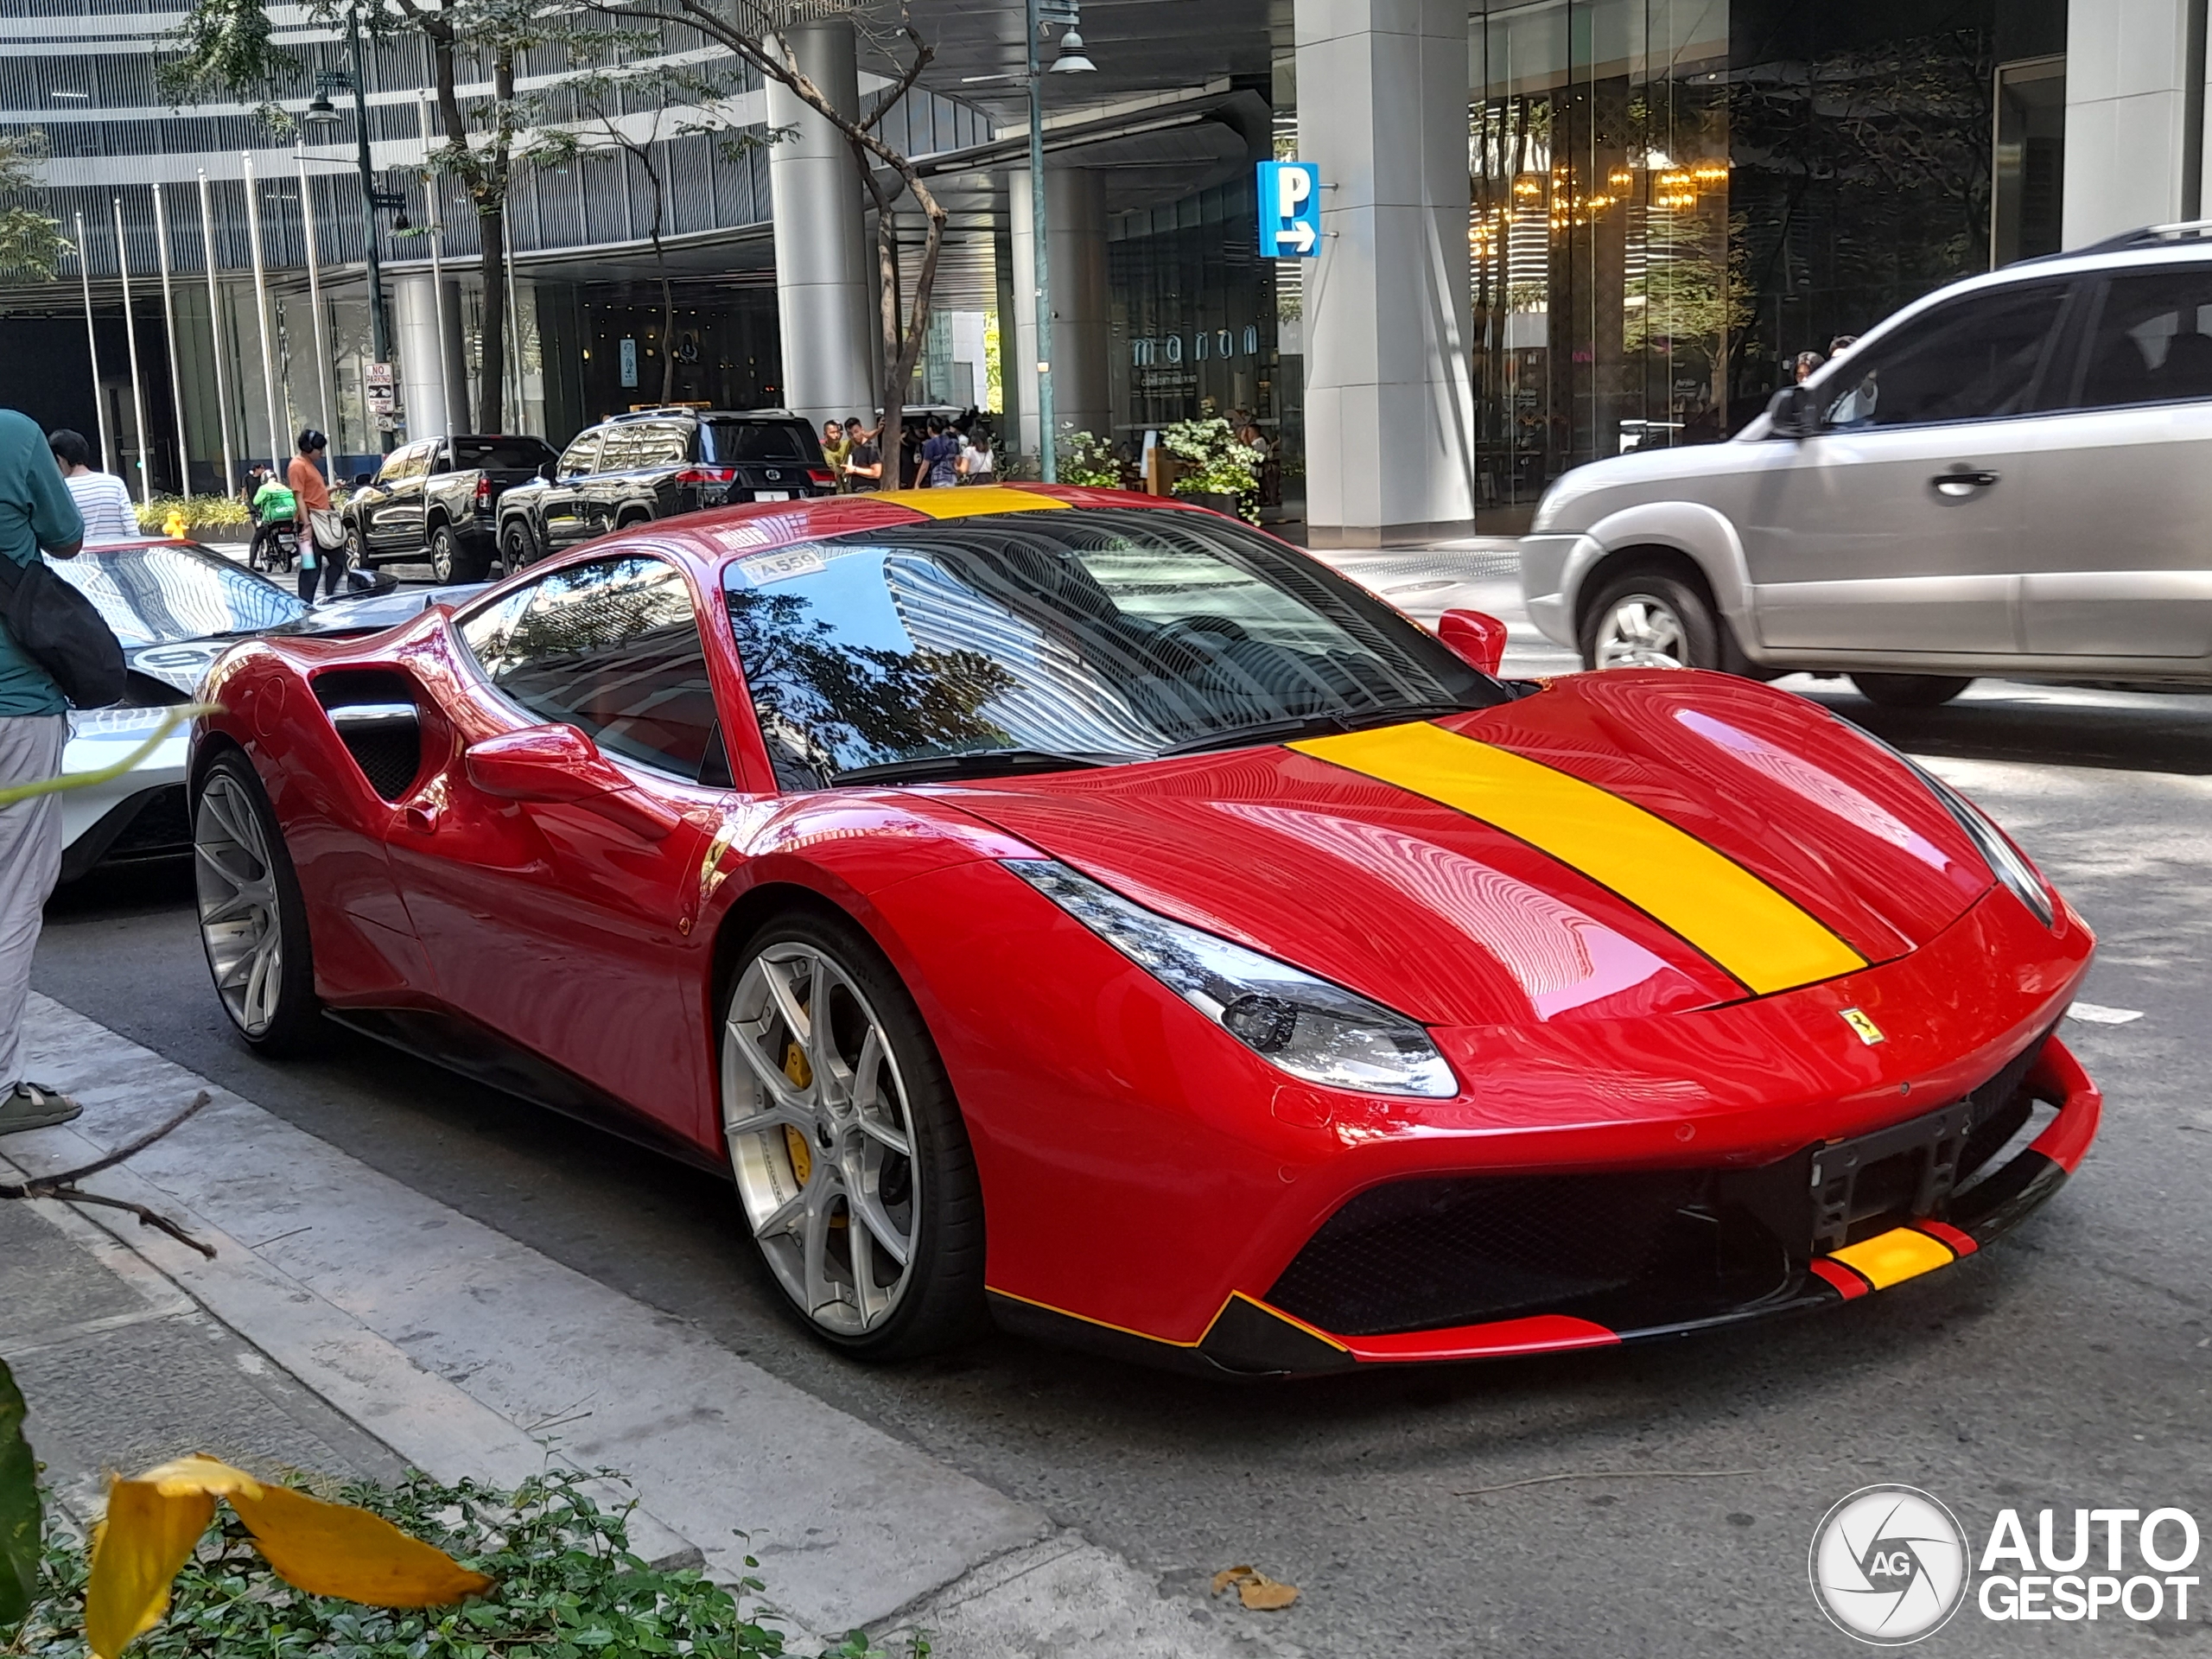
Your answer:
387,552 -> 722,1139
381,442 -> 433,553
2014,263 -> 2212,662
539,431 -> 601,551
1738,279 -> 2075,656
353,446 -> 407,552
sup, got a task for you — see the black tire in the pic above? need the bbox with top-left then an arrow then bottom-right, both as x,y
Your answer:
1579,569 -> 1722,671
499,518 -> 537,571
1851,673 -> 1973,709
428,521 -> 459,583
191,753 -> 321,1055
718,908 -> 986,1360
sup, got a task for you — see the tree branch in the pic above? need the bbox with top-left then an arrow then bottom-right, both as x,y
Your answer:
0,1091 -> 217,1258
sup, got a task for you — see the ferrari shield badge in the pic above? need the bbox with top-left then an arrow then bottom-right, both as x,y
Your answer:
1840,1007 -> 1885,1046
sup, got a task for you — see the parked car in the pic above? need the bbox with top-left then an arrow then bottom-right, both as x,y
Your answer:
1519,221 -> 2212,705
188,486 -> 2094,1373
51,537 -> 484,883
346,435 -> 557,583
495,408 -> 834,570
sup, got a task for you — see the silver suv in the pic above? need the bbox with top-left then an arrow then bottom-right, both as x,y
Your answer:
1519,223 -> 2212,706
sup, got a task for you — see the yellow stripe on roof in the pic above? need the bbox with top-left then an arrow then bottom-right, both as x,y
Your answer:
1291,721 -> 1866,995
877,486 -> 1068,519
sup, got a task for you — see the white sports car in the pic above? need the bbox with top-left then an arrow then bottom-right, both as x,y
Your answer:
50,538 -> 480,882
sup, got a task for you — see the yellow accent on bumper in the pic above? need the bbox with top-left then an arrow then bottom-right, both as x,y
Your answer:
1828,1226 -> 1957,1289
876,486 -> 1068,519
1289,721 -> 1867,995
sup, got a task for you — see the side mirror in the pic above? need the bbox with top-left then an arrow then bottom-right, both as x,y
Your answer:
538,461 -> 557,482
1436,608 -> 1510,678
1765,384 -> 1814,439
353,471 -> 376,488
461,724 -> 676,839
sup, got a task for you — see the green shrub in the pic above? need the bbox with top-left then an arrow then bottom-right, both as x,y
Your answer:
135,494 -> 250,536
1161,419 -> 1260,522
1053,429 -> 1125,489
0,1467 -> 929,1659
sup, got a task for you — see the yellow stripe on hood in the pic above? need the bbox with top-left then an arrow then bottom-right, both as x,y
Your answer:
1291,721 -> 1866,995
876,486 -> 1068,519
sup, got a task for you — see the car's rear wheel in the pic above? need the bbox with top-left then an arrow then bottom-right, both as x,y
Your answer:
193,754 -> 319,1053
719,912 -> 984,1358
499,519 -> 537,573
1851,673 -> 1973,709
1580,571 -> 1720,670
346,524 -> 371,576
428,522 -> 459,583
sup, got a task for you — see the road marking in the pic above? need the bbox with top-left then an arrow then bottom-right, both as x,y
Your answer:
2067,1002 -> 2145,1026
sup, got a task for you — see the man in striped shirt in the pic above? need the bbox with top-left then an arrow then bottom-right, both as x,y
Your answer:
47,429 -> 136,543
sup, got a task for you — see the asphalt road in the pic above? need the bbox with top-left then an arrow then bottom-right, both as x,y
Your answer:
33,548 -> 2212,1656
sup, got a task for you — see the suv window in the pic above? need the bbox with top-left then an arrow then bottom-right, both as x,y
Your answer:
1823,282 -> 2069,429
452,437 -> 556,470
600,421 -> 688,471
381,443 -> 429,483
556,433 -> 601,476
700,420 -> 818,467
2067,267 -> 2212,409
454,554 -> 723,782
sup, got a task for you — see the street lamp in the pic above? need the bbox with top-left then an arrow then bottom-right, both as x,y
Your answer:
1024,0 -> 1094,482
302,8 -> 408,450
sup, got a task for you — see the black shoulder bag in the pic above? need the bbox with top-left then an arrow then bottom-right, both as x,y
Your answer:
0,554 -> 126,709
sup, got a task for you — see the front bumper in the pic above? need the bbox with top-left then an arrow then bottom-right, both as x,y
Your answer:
993,1036 -> 2099,1375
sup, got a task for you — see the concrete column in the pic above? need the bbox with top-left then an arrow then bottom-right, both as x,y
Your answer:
2063,0 -> 2211,245
393,272 -> 465,442
1297,0 -> 1474,545
767,18 -> 878,429
1009,167 -> 1112,454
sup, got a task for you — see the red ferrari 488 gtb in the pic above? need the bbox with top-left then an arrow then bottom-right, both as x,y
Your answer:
189,486 -> 2099,1374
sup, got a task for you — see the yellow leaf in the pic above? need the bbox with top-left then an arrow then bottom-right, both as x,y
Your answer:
227,1483 -> 492,1605
1211,1566 -> 1255,1597
85,1478 -> 216,1659
1237,1576 -> 1299,1611
137,1454 -> 264,1501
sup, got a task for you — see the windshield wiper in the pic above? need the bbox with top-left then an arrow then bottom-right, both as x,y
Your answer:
1159,702 -> 1477,758
830,747 -> 1139,787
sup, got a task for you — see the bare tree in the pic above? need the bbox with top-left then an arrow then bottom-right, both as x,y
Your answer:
580,0 -> 949,442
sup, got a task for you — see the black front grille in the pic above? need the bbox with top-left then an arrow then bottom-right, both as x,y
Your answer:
1268,1033 -> 2058,1339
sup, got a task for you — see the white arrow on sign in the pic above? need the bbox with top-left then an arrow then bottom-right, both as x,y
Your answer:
1280,218 -> 1316,255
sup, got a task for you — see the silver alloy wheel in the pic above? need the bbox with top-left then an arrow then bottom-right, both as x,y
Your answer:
194,771 -> 286,1037
1592,593 -> 1688,668
722,942 -> 921,1337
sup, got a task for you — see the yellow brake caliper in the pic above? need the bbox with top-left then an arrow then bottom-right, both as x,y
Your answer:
781,1038 -> 814,1187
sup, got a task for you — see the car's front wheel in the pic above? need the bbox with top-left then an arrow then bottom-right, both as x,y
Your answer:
719,911 -> 985,1358
192,753 -> 320,1053
1580,570 -> 1720,670
1851,673 -> 1973,709
428,522 -> 459,583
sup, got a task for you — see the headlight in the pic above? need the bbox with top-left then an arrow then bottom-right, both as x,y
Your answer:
1899,759 -> 2054,927
1004,859 -> 1459,1098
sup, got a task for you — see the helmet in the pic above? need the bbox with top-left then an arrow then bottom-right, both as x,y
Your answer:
298,428 -> 328,453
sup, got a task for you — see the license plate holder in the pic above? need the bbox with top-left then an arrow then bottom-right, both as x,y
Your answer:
1805,1102 -> 1971,1255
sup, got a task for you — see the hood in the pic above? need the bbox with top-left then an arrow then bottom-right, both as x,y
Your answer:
946,672 -> 1993,1030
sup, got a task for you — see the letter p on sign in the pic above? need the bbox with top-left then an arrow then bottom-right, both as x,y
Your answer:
1258,161 -> 1321,258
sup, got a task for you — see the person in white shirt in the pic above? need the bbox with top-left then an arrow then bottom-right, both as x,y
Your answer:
47,430 -> 137,543
957,426 -> 995,485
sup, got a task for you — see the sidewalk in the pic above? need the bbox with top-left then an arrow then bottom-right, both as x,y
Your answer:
0,993 -> 1299,1659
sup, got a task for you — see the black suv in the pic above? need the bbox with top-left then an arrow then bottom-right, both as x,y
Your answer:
495,409 -> 835,569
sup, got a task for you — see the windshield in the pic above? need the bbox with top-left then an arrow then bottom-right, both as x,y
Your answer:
48,543 -> 305,646
723,508 -> 1503,789
451,438 -> 555,470
702,421 -> 820,467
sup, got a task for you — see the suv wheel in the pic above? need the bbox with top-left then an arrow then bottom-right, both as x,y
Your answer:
1850,673 -> 1972,709
499,519 -> 537,572
428,522 -> 459,583
1580,571 -> 1720,671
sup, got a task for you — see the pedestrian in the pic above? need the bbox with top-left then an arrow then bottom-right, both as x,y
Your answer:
0,409 -> 86,1134
248,467 -> 296,571
288,429 -> 342,602
919,416 -> 960,488
958,424 -> 995,485
1827,334 -> 1859,359
820,419 -> 849,491
47,429 -> 135,543
842,417 -> 882,491
1793,351 -> 1823,385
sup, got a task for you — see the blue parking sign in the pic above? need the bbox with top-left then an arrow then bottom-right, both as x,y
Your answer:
1257,161 -> 1320,258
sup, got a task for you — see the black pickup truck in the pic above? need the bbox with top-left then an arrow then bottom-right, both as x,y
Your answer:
346,434 -> 558,582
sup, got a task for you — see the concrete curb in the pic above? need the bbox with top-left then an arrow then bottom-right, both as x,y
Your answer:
10,994 -> 1290,1655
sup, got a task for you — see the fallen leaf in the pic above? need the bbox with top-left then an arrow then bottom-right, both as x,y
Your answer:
85,1478 -> 215,1659
229,1482 -> 493,1605
1210,1563 -> 1299,1611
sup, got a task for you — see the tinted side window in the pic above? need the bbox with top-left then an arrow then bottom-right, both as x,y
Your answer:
557,433 -> 601,475
454,556 -> 721,781
2067,268 -> 2212,409
381,443 -> 426,483
1823,283 -> 2069,429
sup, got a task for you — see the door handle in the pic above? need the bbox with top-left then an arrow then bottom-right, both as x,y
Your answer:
1932,468 -> 2000,497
